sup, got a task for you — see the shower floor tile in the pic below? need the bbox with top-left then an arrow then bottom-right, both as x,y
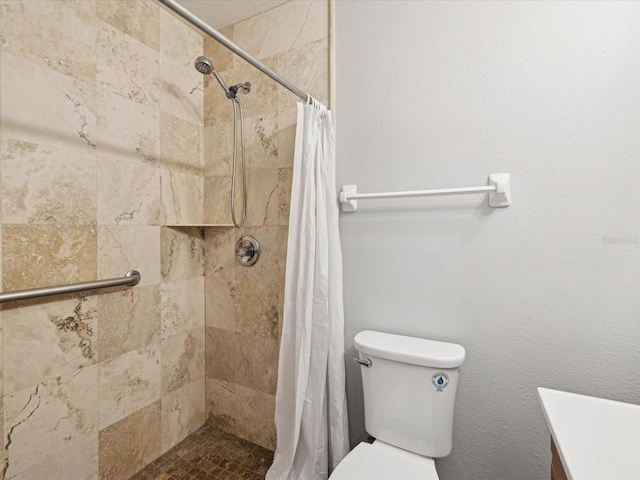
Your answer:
130,423 -> 273,480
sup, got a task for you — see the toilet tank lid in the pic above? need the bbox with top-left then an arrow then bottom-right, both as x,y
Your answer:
354,331 -> 465,368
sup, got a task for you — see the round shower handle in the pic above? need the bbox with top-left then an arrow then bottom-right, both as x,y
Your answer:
353,358 -> 372,367
235,245 -> 254,257
235,236 -> 260,267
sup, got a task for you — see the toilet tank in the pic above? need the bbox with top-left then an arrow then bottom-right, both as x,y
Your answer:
354,331 -> 465,458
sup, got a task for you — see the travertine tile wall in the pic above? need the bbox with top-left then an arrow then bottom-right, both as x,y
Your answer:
0,1 -> 207,479
203,0 -> 330,450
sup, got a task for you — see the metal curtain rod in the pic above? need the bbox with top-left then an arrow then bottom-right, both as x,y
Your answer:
340,174 -> 511,212
0,270 -> 141,304
157,0 -> 310,103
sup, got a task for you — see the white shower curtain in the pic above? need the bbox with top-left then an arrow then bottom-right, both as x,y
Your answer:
266,102 -> 349,480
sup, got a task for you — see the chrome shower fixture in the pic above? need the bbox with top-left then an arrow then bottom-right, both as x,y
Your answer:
235,235 -> 260,267
194,55 -> 252,227
194,55 -> 234,98
230,82 -> 251,96
194,55 -> 213,74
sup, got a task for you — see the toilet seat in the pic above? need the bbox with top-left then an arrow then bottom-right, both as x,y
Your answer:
330,440 -> 439,480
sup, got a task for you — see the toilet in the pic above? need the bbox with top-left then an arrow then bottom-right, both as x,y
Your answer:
331,330 -> 465,480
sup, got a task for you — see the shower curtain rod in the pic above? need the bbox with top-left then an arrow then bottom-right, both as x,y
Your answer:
157,0 -> 311,103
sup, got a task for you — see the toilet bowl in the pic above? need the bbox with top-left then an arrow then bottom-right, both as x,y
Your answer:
330,330 -> 465,480
330,440 -> 439,480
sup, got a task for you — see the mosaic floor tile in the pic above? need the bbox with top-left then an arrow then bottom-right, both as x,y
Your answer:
130,422 -> 273,480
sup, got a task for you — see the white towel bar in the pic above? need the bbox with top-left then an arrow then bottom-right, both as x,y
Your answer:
340,173 -> 510,212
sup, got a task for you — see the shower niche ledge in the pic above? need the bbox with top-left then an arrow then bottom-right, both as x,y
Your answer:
163,223 -> 235,227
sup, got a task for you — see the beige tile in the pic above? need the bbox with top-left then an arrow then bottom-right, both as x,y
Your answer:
1,138 -> 97,225
204,227 -> 236,329
277,121 -> 296,168
0,395 -> 3,477
245,113 -> 278,170
236,333 -> 279,395
205,326 -> 237,384
3,365 -> 99,480
234,226 -> 280,339
97,226 -> 161,286
161,327 -> 205,394
97,285 -> 161,363
204,175 -> 232,225
161,377 -> 205,452
205,275 -> 235,331
3,296 -> 98,395
161,277 -> 205,340
232,0 -> 329,64
160,227 -> 204,281
159,112 -> 203,174
246,167 -> 279,227
159,56 -> 204,127
278,104 -> 298,136
0,52 -> 97,153
205,378 -> 236,434
159,9 -> 203,65
96,91 -> 159,166
97,157 -> 161,226
96,0 -> 160,52
204,226 -> 235,277
98,401 -> 161,480
278,167 -> 293,226
204,124 -> 231,177
0,0 -> 96,83
277,38 -> 330,119
277,225 -> 289,338
0,311 -> 3,397
2,224 -> 97,292
203,26 -> 234,72
98,343 -> 161,429
160,169 -> 204,225
0,223 -> 3,292
203,78 -> 233,127
235,384 -> 276,450
233,60 -> 279,120
97,20 -> 160,107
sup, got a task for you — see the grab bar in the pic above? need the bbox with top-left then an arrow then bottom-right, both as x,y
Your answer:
0,270 -> 141,304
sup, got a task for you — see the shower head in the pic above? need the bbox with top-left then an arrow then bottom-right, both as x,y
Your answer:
194,55 -> 233,98
194,56 -> 214,75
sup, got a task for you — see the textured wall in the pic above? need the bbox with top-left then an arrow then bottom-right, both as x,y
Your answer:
203,0 -> 329,450
335,2 -> 640,480
0,1 -> 207,478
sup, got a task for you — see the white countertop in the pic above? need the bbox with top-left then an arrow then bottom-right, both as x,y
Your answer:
538,387 -> 640,480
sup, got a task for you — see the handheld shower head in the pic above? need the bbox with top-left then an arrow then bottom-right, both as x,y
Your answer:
194,55 -> 232,97
194,56 -> 213,75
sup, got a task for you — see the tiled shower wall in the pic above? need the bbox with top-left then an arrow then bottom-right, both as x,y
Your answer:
0,1 -> 207,479
203,0 -> 330,450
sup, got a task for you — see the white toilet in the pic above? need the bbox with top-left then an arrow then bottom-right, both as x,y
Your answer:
331,330 -> 465,480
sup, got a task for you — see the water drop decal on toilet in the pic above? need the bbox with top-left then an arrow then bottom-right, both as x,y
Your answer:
431,372 -> 449,392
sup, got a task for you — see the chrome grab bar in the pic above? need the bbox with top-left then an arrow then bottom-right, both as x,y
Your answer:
353,358 -> 372,367
0,270 -> 141,304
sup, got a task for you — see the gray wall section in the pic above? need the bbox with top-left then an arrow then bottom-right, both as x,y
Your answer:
334,2 -> 640,479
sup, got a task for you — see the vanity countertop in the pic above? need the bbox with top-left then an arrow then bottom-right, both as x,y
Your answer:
538,387 -> 640,480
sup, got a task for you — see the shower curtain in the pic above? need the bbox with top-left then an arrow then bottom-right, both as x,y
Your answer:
266,102 -> 349,480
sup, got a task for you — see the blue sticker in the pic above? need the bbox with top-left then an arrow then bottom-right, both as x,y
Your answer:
431,372 -> 449,392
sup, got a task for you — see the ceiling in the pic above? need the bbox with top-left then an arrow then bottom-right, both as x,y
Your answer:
176,0 -> 288,30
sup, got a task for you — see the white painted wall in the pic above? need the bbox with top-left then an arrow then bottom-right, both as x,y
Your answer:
335,2 -> 640,479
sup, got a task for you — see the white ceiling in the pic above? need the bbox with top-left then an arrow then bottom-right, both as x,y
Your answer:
177,0 -> 288,30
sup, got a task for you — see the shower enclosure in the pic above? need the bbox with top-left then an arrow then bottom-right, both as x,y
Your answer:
0,0 -> 330,478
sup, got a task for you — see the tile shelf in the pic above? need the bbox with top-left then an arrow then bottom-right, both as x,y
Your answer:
163,224 -> 235,227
